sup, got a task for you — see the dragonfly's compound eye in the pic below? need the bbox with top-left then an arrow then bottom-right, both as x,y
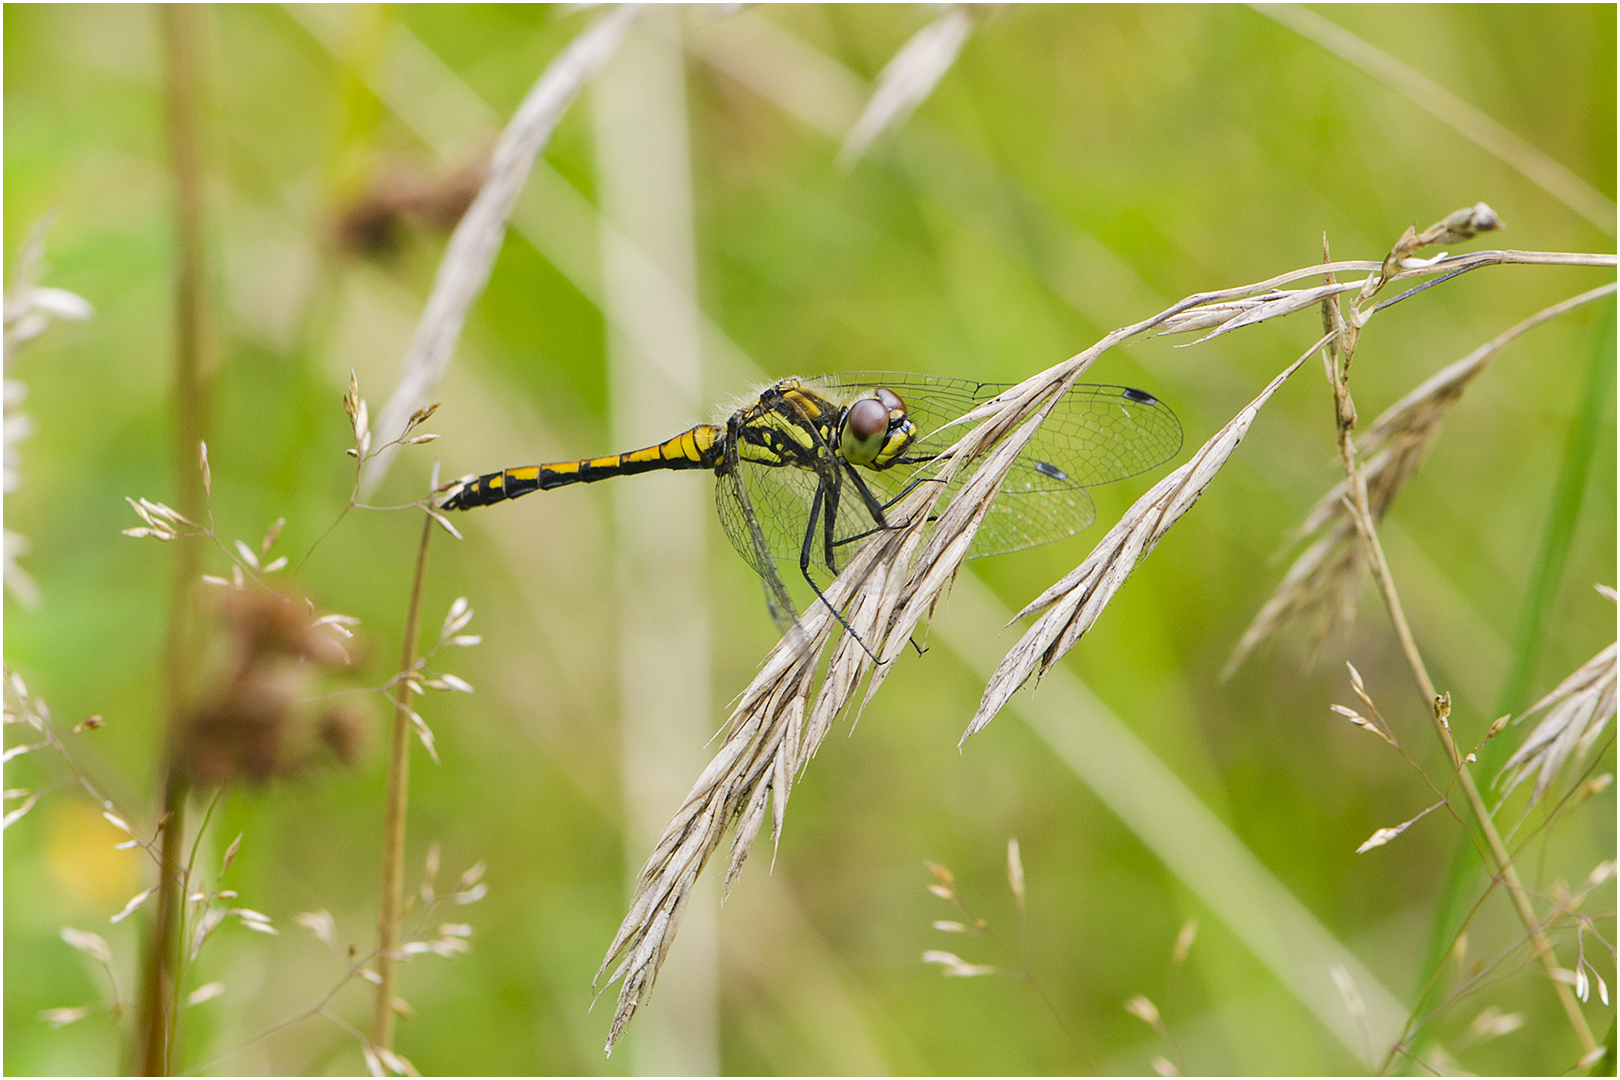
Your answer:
841,397 -> 891,465
875,387 -> 905,414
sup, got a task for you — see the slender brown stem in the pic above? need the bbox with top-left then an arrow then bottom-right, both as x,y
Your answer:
1328,313 -> 1597,1056
370,513 -> 434,1050
139,6 -> 213,1074
139,774 -> 187,1075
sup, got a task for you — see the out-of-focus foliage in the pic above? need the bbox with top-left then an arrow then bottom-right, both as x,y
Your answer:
4,5 -> 1613,1075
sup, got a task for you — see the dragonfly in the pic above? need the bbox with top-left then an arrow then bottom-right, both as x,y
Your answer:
440,373 -> 1181,635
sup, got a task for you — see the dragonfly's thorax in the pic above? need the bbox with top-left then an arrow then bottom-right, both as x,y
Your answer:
732,379 -> 918,474
724,380 -> 835,471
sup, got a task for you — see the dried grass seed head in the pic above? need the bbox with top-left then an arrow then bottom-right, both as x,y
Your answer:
334,153 -> 486,259
177,589 -> 367,785
1125,994 -> 1161,1026
1497,641 -> 1617,810
971,346 -> 1316,739
1225,281 -> 1617,677
1171,917 -> 1199,966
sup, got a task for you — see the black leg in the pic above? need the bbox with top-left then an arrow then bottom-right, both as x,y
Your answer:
842,459 -> 891,523
800,481 -> 825,583
794,472 -> 884,665
821,469 -> 842,573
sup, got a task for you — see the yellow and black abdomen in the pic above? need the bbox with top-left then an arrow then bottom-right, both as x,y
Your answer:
441,424 -> 724,510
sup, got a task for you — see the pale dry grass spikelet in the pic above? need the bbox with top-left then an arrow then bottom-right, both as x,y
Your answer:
1497,623 -> 1617,811
1165,281 -> 1362,347
1171,918 -> 1199,968
4,216 -> 94,608
1331,662 -> 1400,747
1125,993 -> 1161,1026
1462,1005 -> 1526,1048
1222,512 -> 1366,677
1224,280 -> 1618,677
1006,837 -> 1025,914
1354,801 -> 1443,854
922,950 -> 997,977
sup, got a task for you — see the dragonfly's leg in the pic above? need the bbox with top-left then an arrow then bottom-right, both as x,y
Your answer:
794,474 -> 887,665
879,469 -> 945,512
829,464 -> 934,552
799,481 -> 825,582
842,461 -> 890,523
820,470 -> 842,574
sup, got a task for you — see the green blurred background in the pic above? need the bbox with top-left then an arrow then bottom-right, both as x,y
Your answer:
4,4 -> 1614,1075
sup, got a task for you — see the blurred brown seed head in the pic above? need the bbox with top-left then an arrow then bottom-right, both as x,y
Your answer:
176,589 -> 366,785
318,705 -> 366,768
333,155 -> 487,259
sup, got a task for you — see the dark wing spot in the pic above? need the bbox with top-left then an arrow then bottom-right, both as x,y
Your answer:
1034,460 -> 1068,481
1121,387 -> 1158,404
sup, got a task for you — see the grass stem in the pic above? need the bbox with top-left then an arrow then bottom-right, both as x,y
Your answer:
1421,302 -> 1617,1000
370,512 -> 434,1051
1327,308 -> 1599,1060
138,6 -> 212,1072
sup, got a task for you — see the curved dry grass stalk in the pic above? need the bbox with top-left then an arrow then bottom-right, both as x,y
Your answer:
595,329 -> 1150,1054
361,4 -> 640,498
589,243 -> 1620,1052
1225,280 -> 1619,676
837,4 -> 976,169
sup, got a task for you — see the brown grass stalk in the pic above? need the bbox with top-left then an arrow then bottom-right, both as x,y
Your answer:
1309,215 -> 1601,1060
1226,279 -> 1619,675
369,513 -> 434,1052
139,6 -> 214,1073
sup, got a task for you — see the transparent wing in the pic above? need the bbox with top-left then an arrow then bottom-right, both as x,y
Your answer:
714,467 -> 804,628
719,452 -> 890,574
813,372 -> 1182,559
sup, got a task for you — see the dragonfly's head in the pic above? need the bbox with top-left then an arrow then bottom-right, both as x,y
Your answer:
840,387 -> 914,469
